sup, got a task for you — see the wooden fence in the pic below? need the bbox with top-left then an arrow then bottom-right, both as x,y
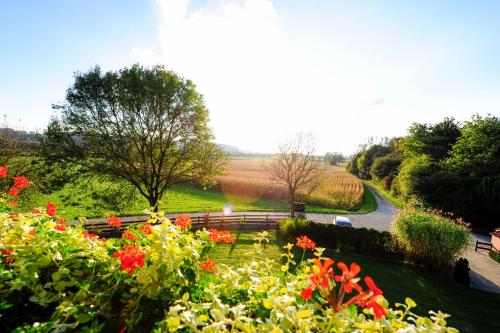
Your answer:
475,240 -> 492,252
84,213 -> 291,237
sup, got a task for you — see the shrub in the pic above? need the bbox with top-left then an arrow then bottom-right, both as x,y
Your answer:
279,216 -> 309,236
279,220 -> 404,260
453,258 -> 470,285
392,209 -> 470,270
489,251 -> 500,264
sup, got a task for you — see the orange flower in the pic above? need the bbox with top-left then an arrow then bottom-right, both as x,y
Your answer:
200,258 -> 217,273
82,230 -> 98,239
108,216 -> 122,229
54,223 -> 66,231
139,223 -> 153,234
13,176 -> 30,189
335,262 -> 362,293
0,166 -> 7,178
352,277 -> 386,319
208,229 -> 236,245
296,235 -> 316,250
46,202 -> 57,217
122,230 -> 137,241
175,214 -> 192,229
301,258 -> 335,300
1,249 -> 14,264
6,200 -> 18,207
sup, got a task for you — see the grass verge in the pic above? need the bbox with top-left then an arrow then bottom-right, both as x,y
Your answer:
364,180 -> 404,208
211,230 -> 500,333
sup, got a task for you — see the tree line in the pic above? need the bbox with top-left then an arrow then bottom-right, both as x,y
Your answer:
347,115 -> 500,230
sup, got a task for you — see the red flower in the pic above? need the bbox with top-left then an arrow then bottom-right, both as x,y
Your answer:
1,249 -> 14,264
54,223 -> 66,231
175,214 -> 192,229
83,230 -> 98,239
200,258 -> 217,273
6,200 -> 18,207
139,223 -> 153,234
113,245 -> 145,274
122,230 -> 137,241
108,216 -> 122,229
335,262 -> 362,293
13,176 -> 30,189
28,228 -> 37,237
301,287 -> 313,299
31,209 -> 42,215
208,229 -> 236,245
46,202 -> 57,217
8,187 -> 20,197
351,277 -> 386,319
0,166 -> 7,178
296,235 -> 316,250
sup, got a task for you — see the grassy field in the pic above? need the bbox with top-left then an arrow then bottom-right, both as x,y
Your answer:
210,230 -> 500,333
22,158 -> 376,219
219,159 -> 364,210
365,180 -> 405,208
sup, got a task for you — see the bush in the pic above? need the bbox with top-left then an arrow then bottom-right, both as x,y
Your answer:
489,251 -> 500,264
392,209 -> 470,270
453,258 -> 470,285
279,216 -> 309,236
279,220 -> 404,260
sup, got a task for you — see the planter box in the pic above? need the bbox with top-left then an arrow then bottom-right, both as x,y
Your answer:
491,228 -> 500,253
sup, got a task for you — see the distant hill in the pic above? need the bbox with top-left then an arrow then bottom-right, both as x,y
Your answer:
217,144 -> 243,155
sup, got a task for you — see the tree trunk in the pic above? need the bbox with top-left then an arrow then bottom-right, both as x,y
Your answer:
148,196 -> 159,212
290,191 -> 295,219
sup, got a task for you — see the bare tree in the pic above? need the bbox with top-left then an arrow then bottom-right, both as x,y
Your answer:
270,133 -> 321,218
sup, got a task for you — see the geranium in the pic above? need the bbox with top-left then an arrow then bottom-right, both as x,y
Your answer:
46,202 -> 57,217
54,223 -> 66,232
335,262 -> 362,293
208,229 -> 236,245
200,258 -> 217,273
1,249 -> 14,264
139,223 -> 153,234
8,187 -> 20,197
296,235 -> 316,250
13,176 -> 30,189
108,215 -> 122,229
82,230 -> 99,239
0,166 -> 7,178
122,230 -> 137,241
113,245 -> 145,274
6,200 -> 18,207
301,259 -> 387,319
175,214 -> 192,229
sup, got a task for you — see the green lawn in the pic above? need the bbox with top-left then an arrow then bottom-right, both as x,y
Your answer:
23,181 -> 377,220
210,230 -> 500,333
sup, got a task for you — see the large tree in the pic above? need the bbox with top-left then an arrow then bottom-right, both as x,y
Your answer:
269,133 -> 321,218
44,64 -> 224,210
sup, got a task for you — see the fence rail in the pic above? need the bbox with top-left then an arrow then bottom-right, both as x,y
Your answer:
475,240 -> 492,251
84,213 -> 291,237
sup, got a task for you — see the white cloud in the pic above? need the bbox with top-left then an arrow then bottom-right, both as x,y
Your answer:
130,0 -> 499,154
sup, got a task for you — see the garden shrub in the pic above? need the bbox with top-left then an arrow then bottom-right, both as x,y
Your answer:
0,166 -> 458,332
453,258 -> 470,285
392,209 -> 470,270
279,219 -> 404,260
279,216 -> 309,236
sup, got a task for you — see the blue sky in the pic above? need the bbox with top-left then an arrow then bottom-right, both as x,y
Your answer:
1,1 -> 499,154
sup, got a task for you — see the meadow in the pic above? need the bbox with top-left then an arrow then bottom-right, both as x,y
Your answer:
22,158 -> 373,219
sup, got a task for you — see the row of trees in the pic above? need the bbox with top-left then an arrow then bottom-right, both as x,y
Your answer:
348,116 -> 500,230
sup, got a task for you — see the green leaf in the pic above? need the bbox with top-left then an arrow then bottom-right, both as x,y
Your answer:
77,313 -> 91,324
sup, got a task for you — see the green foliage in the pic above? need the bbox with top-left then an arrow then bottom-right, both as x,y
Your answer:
323,151 -> 345,165
0,211 -> 458,332
394,154 -> 433,200
392,209 -> 471,270
44,64 -> 224,209
402,117 -> 461,160
370,153 -> 402,181
356,144 -> 393,179
489,251 -> 500,264
278,216 -> 309,236
279,220 -> 403,260
346,152 -> 361,175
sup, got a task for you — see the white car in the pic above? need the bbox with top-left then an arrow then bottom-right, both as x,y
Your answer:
333,216 -> 352,227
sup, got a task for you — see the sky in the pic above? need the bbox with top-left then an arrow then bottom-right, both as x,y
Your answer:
1,0 -> 499,155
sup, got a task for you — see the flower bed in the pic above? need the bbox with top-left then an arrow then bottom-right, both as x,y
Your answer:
0,167 -> 457,332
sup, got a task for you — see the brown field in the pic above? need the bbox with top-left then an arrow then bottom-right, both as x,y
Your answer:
218,159 -> 364,210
